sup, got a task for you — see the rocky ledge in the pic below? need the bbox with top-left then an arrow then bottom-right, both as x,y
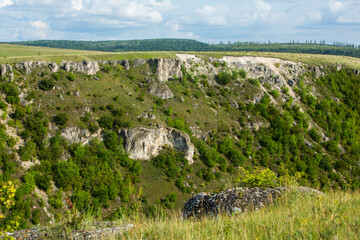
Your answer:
120,125 -> 194,164
183,187 -> 323,219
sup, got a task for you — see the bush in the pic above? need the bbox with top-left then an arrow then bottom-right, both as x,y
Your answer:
53,161 -> 80,190
39,79 -> 56,91
68,73 -> 75,81
35,172 -> 52,192
98,115 -> 113,129
72,190 -> 91,211
216,72 -> 232,85
54,113 -> 69,126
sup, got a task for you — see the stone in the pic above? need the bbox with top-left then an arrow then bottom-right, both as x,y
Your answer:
61,127 -> 102,145
120,125 -> 194,163
15,61 -> 47,75
60,60 -> 99,75
119,60 -> 131,70
183,187 -> 281,219
147,58 -> 183,82
287,79 -> 295,87
229,100 -> 239,109
49,62 -> 59,72
147,78 -> 174,99
183,187 -> 324,219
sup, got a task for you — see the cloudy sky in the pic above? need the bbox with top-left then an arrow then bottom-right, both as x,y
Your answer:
0,0 -> 359,44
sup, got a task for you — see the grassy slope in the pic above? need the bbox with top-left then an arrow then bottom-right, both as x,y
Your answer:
119,190 -> 360,240
1,44 -> 360,68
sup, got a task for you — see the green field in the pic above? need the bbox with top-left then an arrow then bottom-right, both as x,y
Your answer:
1,44 -> 360,68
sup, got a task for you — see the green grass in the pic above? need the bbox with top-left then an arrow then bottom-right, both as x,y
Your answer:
1,44 -> 360,69
118,190 -> 360,240
0,44 -> 175,64
194,51 -> 360,69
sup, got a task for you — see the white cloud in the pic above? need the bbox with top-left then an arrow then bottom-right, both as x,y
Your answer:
329,0 -> 343,12
254,0 -> 271,11
0,0 -> 13,8
29,21 -> 49,39
196,5 -> 226,25
31,21 -> 49,29
71,0 -> 83,11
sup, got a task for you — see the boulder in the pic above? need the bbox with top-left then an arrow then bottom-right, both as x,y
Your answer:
120,126 -> 194,163
60,60 -> 99,75
147,78 -> 174,99
183,188 -> 281,219
49,62 -> 59,72
183,186 -> 324,219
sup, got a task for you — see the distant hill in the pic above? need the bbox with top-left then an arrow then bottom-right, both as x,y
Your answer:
5,39 -> 360,58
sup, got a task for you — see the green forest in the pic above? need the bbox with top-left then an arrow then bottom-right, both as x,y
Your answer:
5,39 -> 360,58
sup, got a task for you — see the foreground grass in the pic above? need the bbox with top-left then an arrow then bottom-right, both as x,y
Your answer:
118,191 -> 360,240
1,44 -> 360,68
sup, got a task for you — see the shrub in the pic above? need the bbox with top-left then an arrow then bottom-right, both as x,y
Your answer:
67,73 -> 75,81
53,161 -> 80,190
249,78 -> 260,86
35,172 -> 52,192
98,115 -> 113,129
39,79 -> 56,91
54,113 -> 69,126
216,72 -> 232,85
72,190 -> 91,211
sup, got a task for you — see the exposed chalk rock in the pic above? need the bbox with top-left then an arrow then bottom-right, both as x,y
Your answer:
147,78 -> 174,99
148,58 -> 183,82
120,125 -> 194,163
61,127 -> 102,145
60,60 -> 99,75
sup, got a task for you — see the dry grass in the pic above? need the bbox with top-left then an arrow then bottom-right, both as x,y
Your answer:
117,190 -> 360,240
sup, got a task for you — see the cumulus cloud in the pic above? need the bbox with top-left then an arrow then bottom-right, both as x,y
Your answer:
71,0 -> 83,11
196,5 -> 227,25
254,0 -> 271,11
0,0 -> 358,43
329,0 -> 343,12
0,0 -> 13,8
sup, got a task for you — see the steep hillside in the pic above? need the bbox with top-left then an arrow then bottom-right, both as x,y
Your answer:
0,52 -> 360,229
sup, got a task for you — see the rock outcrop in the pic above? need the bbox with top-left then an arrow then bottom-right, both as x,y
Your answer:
183,186 -> 324,219
15,61 -> 49,75
60,60 -> 99,75
147,78 -> 174,99
61,127 -> 102,145
1,64 -> 12,78
183,188 -> 281,219
120,126 -> 194,163
148,58 -> 183,82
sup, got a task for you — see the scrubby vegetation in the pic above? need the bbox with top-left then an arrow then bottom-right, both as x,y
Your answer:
0,51 -> 360,236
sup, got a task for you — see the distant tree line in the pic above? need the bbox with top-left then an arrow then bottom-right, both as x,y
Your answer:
3,39 -> 360,58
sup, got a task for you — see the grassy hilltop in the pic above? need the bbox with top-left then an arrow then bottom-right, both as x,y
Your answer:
0,44 -> 360,238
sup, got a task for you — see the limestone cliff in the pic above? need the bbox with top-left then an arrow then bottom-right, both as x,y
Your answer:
120,126 -> 194,164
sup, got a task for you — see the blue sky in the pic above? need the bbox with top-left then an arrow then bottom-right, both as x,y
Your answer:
0,0 -> 359,44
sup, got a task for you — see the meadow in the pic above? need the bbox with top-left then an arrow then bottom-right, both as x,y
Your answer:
118,190 -> 360,240
1,44 -> 360,69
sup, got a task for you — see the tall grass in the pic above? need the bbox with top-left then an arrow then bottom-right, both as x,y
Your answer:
118,191 -> 360,240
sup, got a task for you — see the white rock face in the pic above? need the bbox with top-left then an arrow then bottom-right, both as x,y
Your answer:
15,61 -> 49,74
147,78 -> 174,99
120,126 -> 194,164
61,127 -> 102,145
148,58 -> 183,82
60,60 -> 100,75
